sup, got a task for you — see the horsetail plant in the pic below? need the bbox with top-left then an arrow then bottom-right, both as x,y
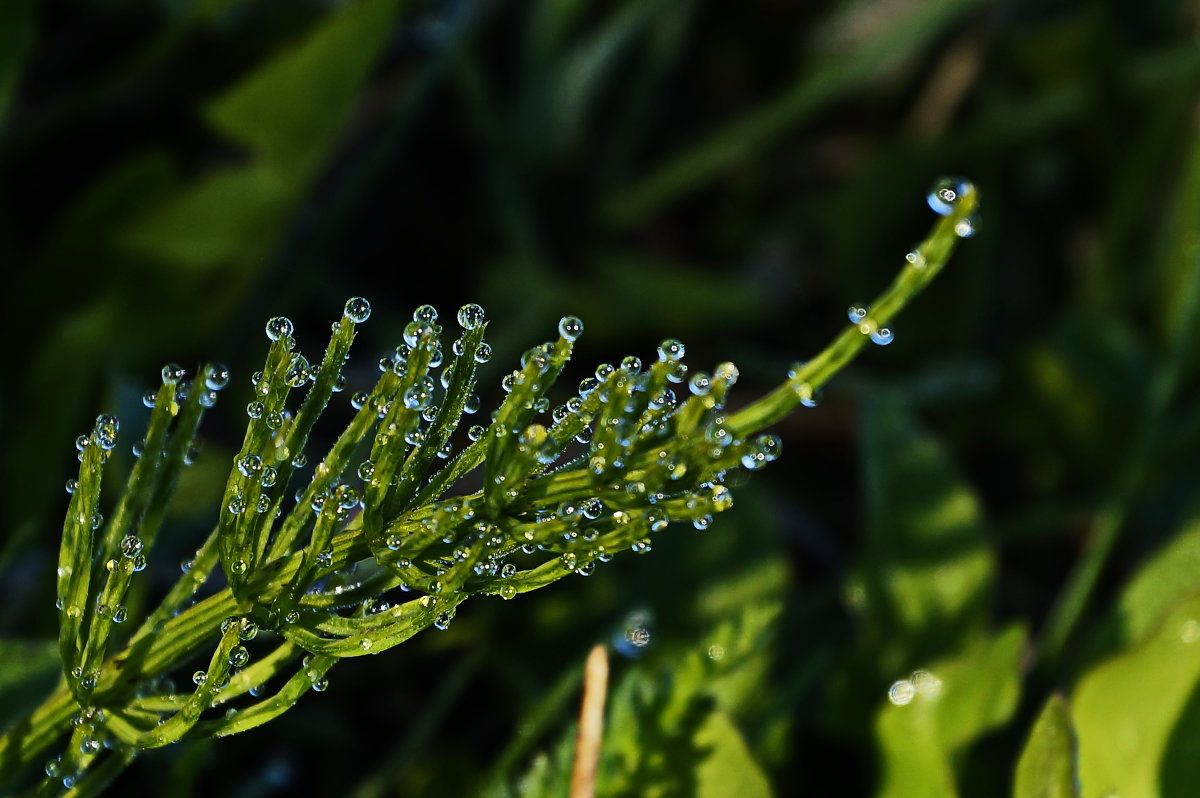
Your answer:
0,179 -> 979,794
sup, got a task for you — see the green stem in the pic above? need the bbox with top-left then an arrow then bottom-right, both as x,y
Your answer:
728,187 -> 978,436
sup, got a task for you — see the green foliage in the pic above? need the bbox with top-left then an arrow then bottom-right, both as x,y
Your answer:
0,180 -> 975,791
508,603 -> 779,798
874,625 -> 1025,798
1014,694 -> 1078,798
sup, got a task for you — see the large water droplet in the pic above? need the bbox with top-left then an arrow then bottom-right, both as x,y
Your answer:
558,315 -> 584,341
265,316 -> 294,342
458,303 -> 486,330
888,679 -> 915,706
206,363 -> 231,390
926,176 -> 973,216
344,297 -> 372,324
657,338 -> 685,362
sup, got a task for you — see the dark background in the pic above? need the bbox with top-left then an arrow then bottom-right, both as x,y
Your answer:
1,0 -> 1197,794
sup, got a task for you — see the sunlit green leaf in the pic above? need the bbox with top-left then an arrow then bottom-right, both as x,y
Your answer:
205,0 -> 403,170
875,625 -> 1025,798
1074,595 -> 1200,797
1119,516 -> 1200,643
694,709 -> 772,798
850,390 -> 994,673
1013,693 -> 1079,798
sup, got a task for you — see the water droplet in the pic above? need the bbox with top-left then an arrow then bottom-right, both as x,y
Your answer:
265,316 -> 294,342
558,315 -> 584,341
202,363 -> 230,391
142,390 -> 157,409
847,305 -> 868,325
246,401 -> 265,419
911,669 -> 942,697
161,363 -> 186,384
870,327 -> 894,346
65,478 -> 78,495
260,466 -> 278,487
192,670 -> 207,686
230,559 -> 248,575
265,410 -> 284,429
926,176 -> 973,216
227,496 -> 246,515
120,534 -> 143,559
315,550 -> 333,568
284,355 -> 311,388
905,249 -> 926,268
404,386 -> 431,410
888,679 -> 915,706
228,646 -> 250,668
657,338 -> 685,362
344,297 -> 372,324
93,414 -> 120,450
457,303 -> 485,329
237,453 -> 263,477
689,371 -> 712,396
464,394 -> 481,414
954,214 -> 978,238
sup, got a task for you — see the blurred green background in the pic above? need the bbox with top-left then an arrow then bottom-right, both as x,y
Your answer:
1,0 -> 1198,795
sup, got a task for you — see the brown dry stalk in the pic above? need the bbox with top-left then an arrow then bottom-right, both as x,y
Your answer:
570,644 -> 609,798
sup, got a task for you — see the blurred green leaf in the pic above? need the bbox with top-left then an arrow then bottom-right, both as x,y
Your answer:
0,639 -> 60,734
693,709 -> 772,798
0,0 -> 34,124
124,0 -> 404,271
1013,693 -> 1079,798
1074,595 -> 1200,797
849,390 -> 994,672
1119,516 -> 1200,643
123,166 -> 290,270
875,625 -> 1025,798
205,0 -> 402,171
603,0 -> 985,224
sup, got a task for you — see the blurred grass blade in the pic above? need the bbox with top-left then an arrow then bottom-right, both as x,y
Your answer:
0,0 -> 35,126
549,1 -> 659,152
603,0 -> 985,225
1013,693 -> 1079,798
0,639 -> 60,733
